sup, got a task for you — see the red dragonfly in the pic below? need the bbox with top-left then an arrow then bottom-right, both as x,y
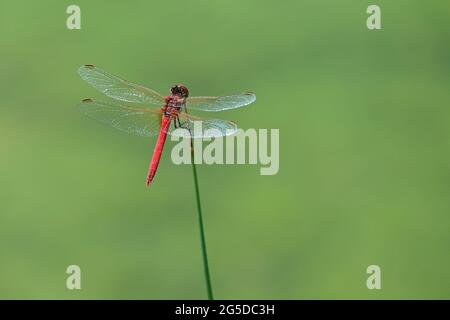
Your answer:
78,65 -> 256,187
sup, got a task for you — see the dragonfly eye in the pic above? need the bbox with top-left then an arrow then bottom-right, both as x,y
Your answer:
171,84 -> 189,98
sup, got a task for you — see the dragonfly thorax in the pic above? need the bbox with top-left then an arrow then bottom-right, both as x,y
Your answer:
164,95 -> 183,109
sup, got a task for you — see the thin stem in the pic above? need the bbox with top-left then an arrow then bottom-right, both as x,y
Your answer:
190,140 -> 214,300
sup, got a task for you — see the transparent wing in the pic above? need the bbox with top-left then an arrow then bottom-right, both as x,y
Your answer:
175,116 -> 238,138
78,99 -> 163,137
78,65 -> 165,106
186,92 -> 256,112
78,99 -> 238,138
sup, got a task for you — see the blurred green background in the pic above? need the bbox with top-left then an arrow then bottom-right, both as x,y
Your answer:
1,0 -> 450,299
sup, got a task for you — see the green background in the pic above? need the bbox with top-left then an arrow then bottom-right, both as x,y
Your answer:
1,0 -> 449,299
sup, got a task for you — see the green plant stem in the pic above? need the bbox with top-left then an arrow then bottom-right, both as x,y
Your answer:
190,142 -> 214,300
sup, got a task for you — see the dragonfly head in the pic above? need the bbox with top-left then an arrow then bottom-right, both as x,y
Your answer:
170,84 -> 189,99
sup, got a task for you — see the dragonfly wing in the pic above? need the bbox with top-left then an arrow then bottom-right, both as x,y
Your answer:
172,114 -> 238,138
79,99 -> 238,139
78,65 -> 165,106
78,99 -> 163,137
186,92 -> 256,112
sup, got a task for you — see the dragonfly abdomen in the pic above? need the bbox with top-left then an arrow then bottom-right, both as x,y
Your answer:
146,116 -> 172,187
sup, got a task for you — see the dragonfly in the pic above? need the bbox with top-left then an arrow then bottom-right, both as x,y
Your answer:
78,65 -> 256,187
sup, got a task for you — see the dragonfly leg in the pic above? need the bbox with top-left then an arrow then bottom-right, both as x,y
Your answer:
175,114 -> 191,136
177,114 -> 189,129
180,105 -> 191,129
176,115 -> 181,128
173,116 -> 180,129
